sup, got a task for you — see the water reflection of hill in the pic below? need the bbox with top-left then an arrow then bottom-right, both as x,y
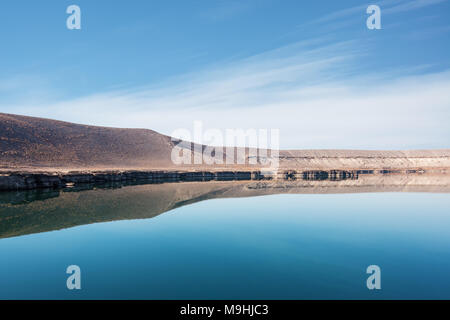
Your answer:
1,173 -> 449,239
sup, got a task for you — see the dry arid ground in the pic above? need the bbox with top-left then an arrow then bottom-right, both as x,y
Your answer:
1,112 -> 450,173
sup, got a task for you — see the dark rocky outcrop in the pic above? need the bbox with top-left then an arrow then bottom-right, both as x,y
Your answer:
0,170 -> 272,191
1,168 -> 427,191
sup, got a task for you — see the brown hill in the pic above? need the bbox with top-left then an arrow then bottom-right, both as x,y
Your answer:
0,112 -> 177,170
1,112 -> 450,172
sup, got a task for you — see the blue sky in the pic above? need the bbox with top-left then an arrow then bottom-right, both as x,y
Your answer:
0,0 -> 449,149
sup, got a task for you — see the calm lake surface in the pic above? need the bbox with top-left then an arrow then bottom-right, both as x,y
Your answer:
1,181 -> 450,299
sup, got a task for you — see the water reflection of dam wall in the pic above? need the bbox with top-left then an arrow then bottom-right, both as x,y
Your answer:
0,173 -> 449,239
1,172 -> 450,205
1,166 -> 448,191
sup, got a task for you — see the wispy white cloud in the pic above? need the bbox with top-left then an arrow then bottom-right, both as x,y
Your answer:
0,74 -> 58,104
4,39 -> 449,150
303,0 -> 447,28
384,0 -> 447,14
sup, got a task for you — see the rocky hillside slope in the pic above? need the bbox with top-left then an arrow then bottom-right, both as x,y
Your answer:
1,112 -> 450,172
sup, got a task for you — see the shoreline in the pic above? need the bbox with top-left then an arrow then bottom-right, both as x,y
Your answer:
1,167 -> 448,191
2,173 -> 450,239
2,113 -> 450,191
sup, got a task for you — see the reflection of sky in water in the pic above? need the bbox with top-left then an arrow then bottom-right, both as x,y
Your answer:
1,192 -> 450,299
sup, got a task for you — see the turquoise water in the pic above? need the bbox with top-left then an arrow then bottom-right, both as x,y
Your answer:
1,192 -> 450,299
